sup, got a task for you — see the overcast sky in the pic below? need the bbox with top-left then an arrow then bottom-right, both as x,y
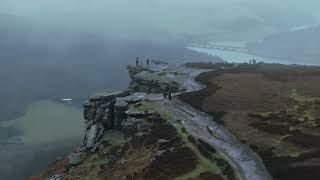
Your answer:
1,0 -> 320,41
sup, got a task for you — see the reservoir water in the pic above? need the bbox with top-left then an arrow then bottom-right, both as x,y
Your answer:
187,42 -> 320,66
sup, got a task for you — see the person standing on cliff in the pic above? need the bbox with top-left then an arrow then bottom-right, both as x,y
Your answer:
162,92 -> 167,99
147,59 -> 150,66
168,93 -> 172,101
136,57 -> 139,66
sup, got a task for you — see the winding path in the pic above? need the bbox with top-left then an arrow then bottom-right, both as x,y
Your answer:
148,63 -> 272,180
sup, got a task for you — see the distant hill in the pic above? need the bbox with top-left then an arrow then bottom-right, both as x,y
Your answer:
246,25 -> 320,64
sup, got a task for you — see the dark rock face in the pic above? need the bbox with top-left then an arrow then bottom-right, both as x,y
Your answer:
127,65 -> 153,79
121,117 -> 150,138
114,99 -> 129,129
122,119 -> 138,138
83,124 -> 103,149
83,101 -> 96,122
81,93 -> 120,148
43,61 -> 230,180
67,62 -> 186,169
125,108 -> 150,119
101,108 -> 114,129
69,91 -> 154,166
69,93 -> 119,165
127,65 -> 181,93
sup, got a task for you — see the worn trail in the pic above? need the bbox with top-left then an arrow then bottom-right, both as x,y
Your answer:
148,63 -> 272,180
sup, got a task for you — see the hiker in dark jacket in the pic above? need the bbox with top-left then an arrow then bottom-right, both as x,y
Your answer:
147,59 -> 150,66
168,93 -> 172,101
162,92 -> 167,99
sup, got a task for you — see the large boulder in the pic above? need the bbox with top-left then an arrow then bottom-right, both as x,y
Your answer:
101,108 -> 114,129
119,93 -> 146,104
94,107 -> 105,122
94,102 -> 115,130
125,108 -> 150,119
121,118 -> 150,138
121,119 -> 137,138
83,123 -> 104,149
83,91 -> 132,130
84,93 -> 117,122
68,152 -> 86,166
129,71 -> 181,93
83,101 -> 96,122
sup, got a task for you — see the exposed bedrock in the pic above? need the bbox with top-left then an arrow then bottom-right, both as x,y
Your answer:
114,98 -> 129,129
127,65 -> 181,93
67,63 -> 187,167
82,93 -> 119,151
69,91 -> 155,166
127,65 -> 153,78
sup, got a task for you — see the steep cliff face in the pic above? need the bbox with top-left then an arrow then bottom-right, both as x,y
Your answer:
67,92 -> 149,166
30,62 -> 231,180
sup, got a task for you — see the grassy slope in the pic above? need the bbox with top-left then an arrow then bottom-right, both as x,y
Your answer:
179,63 -> 320,180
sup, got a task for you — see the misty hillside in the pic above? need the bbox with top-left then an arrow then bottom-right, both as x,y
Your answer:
2,1 -> 320,180
0,14 -> 218,122
246,25 -> 320,64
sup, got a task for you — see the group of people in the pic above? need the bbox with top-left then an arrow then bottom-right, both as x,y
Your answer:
162,92 -> 173,101
135,57 -> 172,101
136,57 -> 150,66
249,59 -> 257,64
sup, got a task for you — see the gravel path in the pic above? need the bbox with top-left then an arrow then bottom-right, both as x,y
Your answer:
147,62 -> 272,180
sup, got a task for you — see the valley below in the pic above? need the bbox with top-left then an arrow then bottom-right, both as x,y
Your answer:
0,41 -> 217,180
0,100 -> 84,180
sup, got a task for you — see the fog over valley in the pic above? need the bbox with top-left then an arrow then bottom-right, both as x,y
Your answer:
0,0 -> 320,179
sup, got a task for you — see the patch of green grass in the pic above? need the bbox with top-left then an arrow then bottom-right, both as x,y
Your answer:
101,130 -> 126,146
289,89 -> 320,125
136,101 -> 156,112
174,143 -> 221,180
140,101 -> 223,179
173,121 -> 221,180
